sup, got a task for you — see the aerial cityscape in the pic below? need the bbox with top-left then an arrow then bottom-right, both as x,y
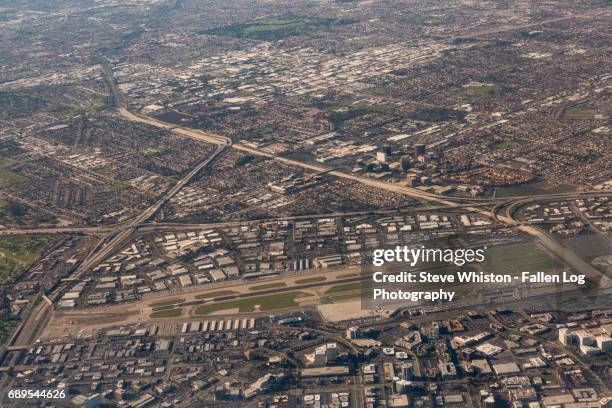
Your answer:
0,0 -> 611,407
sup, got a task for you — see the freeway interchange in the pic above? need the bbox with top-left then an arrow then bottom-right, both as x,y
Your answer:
4,63 -> 611,352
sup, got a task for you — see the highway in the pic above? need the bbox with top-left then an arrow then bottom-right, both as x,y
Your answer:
8,294 -> 52,347
492,193 -> 612,289
7,59 -> 610,349
111,97 -> 612,214
65,62 -> 231,281
6,106 -> 611,299
0,225 -> 115,236
0,203 -> 486,236
103,107 -> 486,207
2,191 -> 607,237
110,100 -> 611,292
74,142 -> 228,278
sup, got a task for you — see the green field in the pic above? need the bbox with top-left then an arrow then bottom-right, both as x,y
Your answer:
504,160 -> 526,169
150,308 -> 183,318
295,276 -> 327,285
194,291 -> 310,315
0,157 -> 16,169
493,140 -> 510,149
249,282 -> 287,291
325,97 -> 357,112
464,84 -> 502,96
541,371 -> 555,382
325,282 -> 363,295
203,16 -> 353,41
52,98 -> 107,117
565,105 -> 598,119
0,236 -> 51,285
147,147 -> 174,156
91,118 -> 109,127
0,169 -> 28,186
485,243 -> 555,275
107,182 -> 129,193
325,281 -> 364,303
194,290 -> 237,299
410,107 -> 467,123
495,181 -> 576,198
256,127 -> 274,135
149,298 -> 185,308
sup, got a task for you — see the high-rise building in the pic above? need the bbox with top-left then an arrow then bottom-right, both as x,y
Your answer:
414,144 -> 426,156
400,155 -> 411,171
394,379 -> 412,394
326,343 -> 338,361
399,362 -> 413,380
311,343 -> 338,366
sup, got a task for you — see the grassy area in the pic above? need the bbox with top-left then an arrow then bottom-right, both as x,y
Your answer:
565,105 -> 598,119
147,147 -> 174,156
325,97 -> 357,112
0,320 -> 17,344
295,276 -> 327,285
0,169 -> 28,187
0,156 -> 16,169
106,182 -> 128,193
485,243 -> 555,275
256,127 -> 274,135
496,180 -> 576,198
325,282 -> 363,294
202,16 -> 353,41
195,290 -> 237,300
504,161 -> 526,169
249,282 -> 287,291
410,107 -> 467,123
493,140 -> 510,149
91,118 -> 108,127
541,371 -> 555,382
0,200 -> 56,226
0,236 -> 50,285
194,291 -> 310,315
149,298 -> 185,307
464,84 -> 502,96
329,104 -> 389,129
53,99 -> 107,117
93,97 -> 109,111
150,308 -> 183,318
